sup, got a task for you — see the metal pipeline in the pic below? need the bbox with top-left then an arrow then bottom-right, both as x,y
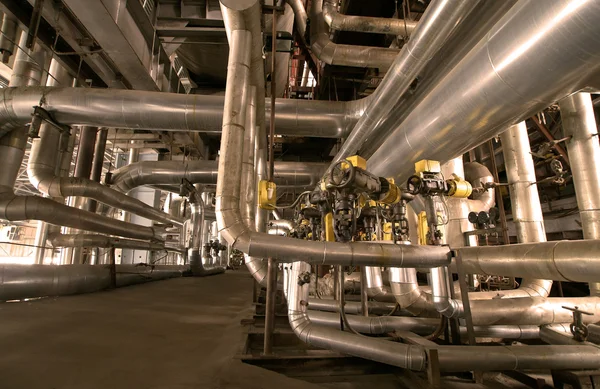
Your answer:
497,122 -> 552,298
330,0 -> 479,166
454,240 -> 600,283
559,92 -> 600,295
27,121 -> 183,226
214,15 -> 450,269
188,191 -> 225,276
321,0 -> 418,36
49,233 -> 166,251
308,0 -> 398,70
0,87 -> 366,140
368,0 -> 600,182
358,0 -> 518,159
310,311 -> 541,340
108,160 -> 326,194
0,264 -> 188,302
286,261 -> 600,371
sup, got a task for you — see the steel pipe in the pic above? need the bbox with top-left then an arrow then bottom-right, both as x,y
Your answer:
308,0 -> 398,69
322,0 -> 418,36
559,92 -> 600,295
0,264 -> 188,302
368,0 -> 600,182
0,87 -> 367,140
108,160 -> 326,194
331,0 -> 479,167
454,240 -> 600,283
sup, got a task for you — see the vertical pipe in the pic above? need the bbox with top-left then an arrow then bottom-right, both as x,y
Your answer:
360,267 -> 369,317
264,9 -> 278,357
487,140 -> 510,244
88,128 -> 108,213
71,126 -> 99,263
499,122 -> 552,297
559,92 -> 600,295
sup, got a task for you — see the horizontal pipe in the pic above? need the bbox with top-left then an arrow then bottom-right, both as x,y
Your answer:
108,160 -> 327,193
322,0 -> 418,35
0,264 -> 188,301
0,87 -> 367,139
454,240 -> 600,283
310,311 -> 542,339
0,193 -> 162,241
49,234 -> 168,251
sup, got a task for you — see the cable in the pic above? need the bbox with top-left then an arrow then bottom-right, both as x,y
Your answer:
275,190 -> 312,209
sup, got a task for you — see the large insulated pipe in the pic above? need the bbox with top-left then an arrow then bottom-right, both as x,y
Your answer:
322,0 -> 418,36
358,0 -> 518,159
0,264 -> 188,301
367,0 -> 600,182
559,92 -> 600,295
331,0 -> 479,167
309,0 -> 398,70
454,240 -> 600,283
108,160 -> 326,194
498,122 -> 552,298
0,87 -> 366,140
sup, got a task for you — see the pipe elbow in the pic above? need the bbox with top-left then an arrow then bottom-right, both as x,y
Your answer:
432,295 -> 463,318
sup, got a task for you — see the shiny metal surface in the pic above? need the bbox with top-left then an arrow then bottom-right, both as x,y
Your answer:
455,240 -> 600,283
368,0 -> 600,181
0,86 -> 366,139
499,122 -> 552,298
0,264 -> 188,301
322,0 -> 417,35
559,93 -> 600,294
331,0 -> 479,166
27,120 -> 183,226
359,0 -> 517,158
108,160 -> 326,193
286,261 -> 427,371
49,234 -> 166,251
309,310 -> 439,335
364,266 -> 394,301
309,0 -> 398,69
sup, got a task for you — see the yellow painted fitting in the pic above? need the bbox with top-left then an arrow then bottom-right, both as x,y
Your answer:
418,211 -> 429,246
415,159 -> 441,174
383,222 -> 393,241
258,180 -> 277,210
447,174 -> 473,198
378,180 -> 401,205
324,212 -> 335,242
342,155 -> 367,170
301,219 -> 310,226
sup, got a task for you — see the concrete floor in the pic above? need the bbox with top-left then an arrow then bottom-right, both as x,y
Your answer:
0,270 -> 325,389
0,269 -> 532,389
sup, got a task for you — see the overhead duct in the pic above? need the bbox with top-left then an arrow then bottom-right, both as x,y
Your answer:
331,0 -> 480,166
367,0 -> 600,182
322,0 -> 418,36
0,86 -> 367,140
108,160 -> 327,194
308,0 -> 399,69
0,264 -> 188,302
